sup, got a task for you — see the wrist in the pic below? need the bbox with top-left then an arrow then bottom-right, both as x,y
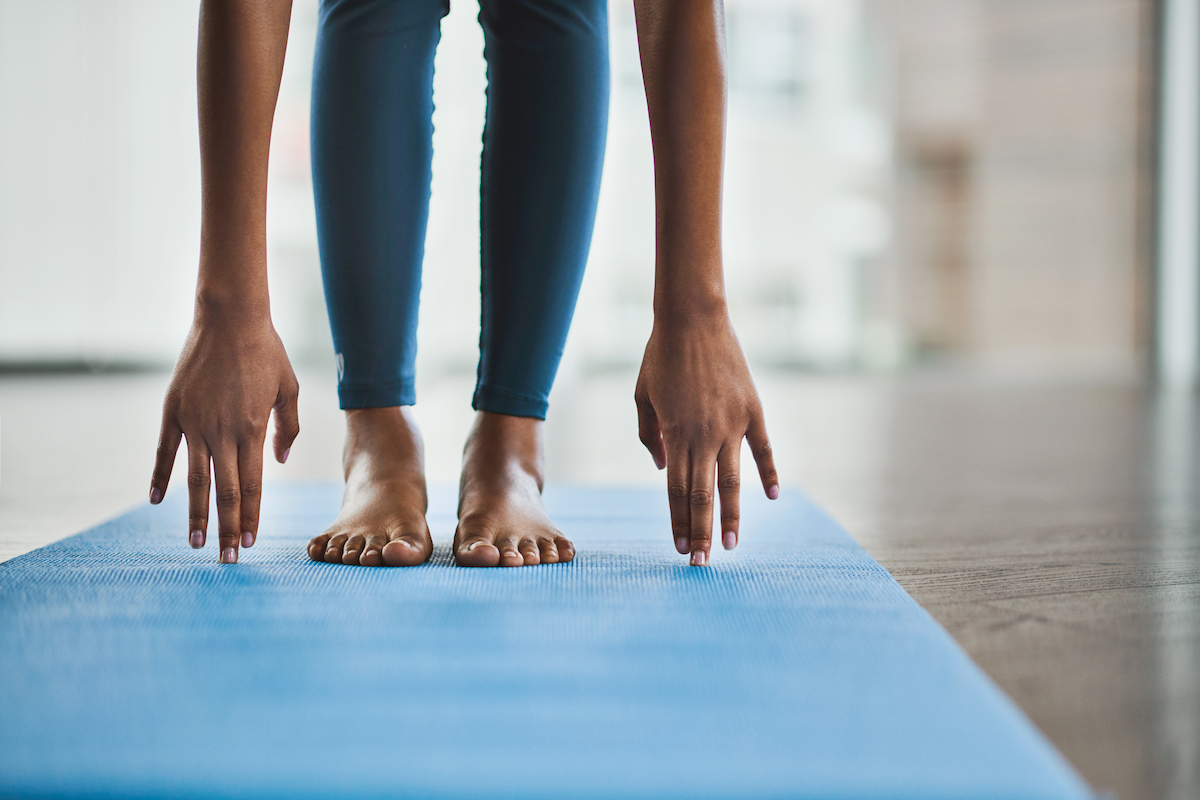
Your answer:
194,288 -> 272,329
653,290 -> 728,327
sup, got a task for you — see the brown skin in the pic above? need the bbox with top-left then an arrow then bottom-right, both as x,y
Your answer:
149,0 -> 298,564
634,0 -> 780,566
151,0 -> 776,568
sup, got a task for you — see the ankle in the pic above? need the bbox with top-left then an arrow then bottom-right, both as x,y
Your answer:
463,411 -> 546,485
342,407 -> 424,475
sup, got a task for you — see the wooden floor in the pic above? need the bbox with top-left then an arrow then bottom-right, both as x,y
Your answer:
0,370 -> 1196,800
852,379 -> 1200,800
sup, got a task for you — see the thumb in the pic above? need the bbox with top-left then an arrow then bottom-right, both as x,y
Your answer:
272,377 -> 300,464
635,392 -> 667,470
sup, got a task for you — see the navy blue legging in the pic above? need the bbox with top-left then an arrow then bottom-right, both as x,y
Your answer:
311,0 -> 609,419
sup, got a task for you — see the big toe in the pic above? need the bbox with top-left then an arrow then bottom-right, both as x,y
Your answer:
382,537 -> 427,567
455,539 -> 501,567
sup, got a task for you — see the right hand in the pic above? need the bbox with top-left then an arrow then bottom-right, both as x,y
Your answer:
149,312 -> 300,563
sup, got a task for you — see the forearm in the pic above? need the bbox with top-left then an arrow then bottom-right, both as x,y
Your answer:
195,0 -> 293,319
633,0 -> 728,322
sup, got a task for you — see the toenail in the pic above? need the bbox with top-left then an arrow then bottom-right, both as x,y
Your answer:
690,550 -> 707,567
722,530 -> 736,550
220,547 -> 237,564
189,529 -> 204,549
464,542 -> 480,551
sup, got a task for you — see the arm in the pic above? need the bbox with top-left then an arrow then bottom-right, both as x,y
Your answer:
149,0 -> 299,564
632,0 -> 779,566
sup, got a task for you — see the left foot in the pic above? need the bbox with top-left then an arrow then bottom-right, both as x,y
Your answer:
453,411 -> 575,567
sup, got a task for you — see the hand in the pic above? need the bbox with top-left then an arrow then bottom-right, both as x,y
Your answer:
149,311 -> 300,563
634,309 -> 779,566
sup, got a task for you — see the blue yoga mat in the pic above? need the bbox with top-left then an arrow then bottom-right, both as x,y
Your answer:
1,485 -> 1091,799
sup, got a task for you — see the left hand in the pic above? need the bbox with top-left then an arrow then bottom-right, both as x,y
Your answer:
634,308 -> 779,566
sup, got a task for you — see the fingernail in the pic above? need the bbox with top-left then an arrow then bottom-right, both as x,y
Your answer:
722,530 -> 736,550
189,529 -> 204,549
150,487 -> 162,504
281,447 -> 290,464
768,485 -> 780,500
653,454 -> 665,469
675,537 -> 688,554
220,547 -> 237,564
241,531 -> 254,548
691,550 -> 707,567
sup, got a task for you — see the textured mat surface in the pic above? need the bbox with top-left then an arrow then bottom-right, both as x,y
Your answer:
0,485 -> 1091,799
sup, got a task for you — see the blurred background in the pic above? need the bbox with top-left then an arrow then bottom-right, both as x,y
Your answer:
3,4 -> 1198,799
0,0 -> 1161,548
0,0 -> 1160,523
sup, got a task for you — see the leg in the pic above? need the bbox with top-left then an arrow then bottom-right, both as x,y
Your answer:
307,0 -> 448,566
454,0 -> 609,567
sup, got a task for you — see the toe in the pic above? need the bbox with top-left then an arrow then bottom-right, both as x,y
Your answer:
382,531 -> 428,567
539,538 -> 559,564
519,538 -> 540,566
342,534 -> 365,565
324,533 -> 348,563
498,536 -> 524,568
455,534 -> 501,567
308,533 -> 330,562
359,532 -> 387,567
555,536 -> 575,563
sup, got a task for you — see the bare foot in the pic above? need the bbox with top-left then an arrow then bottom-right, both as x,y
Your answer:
454,411 -> 575,567
307,407 -> 433,567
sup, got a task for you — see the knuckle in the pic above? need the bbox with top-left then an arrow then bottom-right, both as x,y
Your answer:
689,489 -> 713,507
721,511 -> 740,525
718,473 -> 741,491
755,440 -> 774,459
667,483 -> 690,502
216,485 -> 241,507
241,481 -> 261,500
186,472 -> 210,490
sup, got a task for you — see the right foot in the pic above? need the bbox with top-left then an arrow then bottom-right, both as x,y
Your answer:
307,407 -> 433,567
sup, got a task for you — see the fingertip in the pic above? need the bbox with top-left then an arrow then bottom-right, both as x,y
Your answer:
149,487 -> 162,505
690,549 -> 708,567
675,536 -> 688,554
279,447 -> 290,464
767,484 -> 780,500
722,530 -> 737,550
189,529 -> 205,549
220,546 -> 238,564
241,530 -> 255,548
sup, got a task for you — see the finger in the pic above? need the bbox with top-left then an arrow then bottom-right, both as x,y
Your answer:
150,414 -> 182,505
666,442 -> 691,555
186,435 -> 211,550
717,441 -> 741,550
212,447 -> 242,564
272,377 -> 300,464
237,437 -> 264,549
747,412 -> 779,500
635,394 -> 667,470
688,449 -> 716,566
